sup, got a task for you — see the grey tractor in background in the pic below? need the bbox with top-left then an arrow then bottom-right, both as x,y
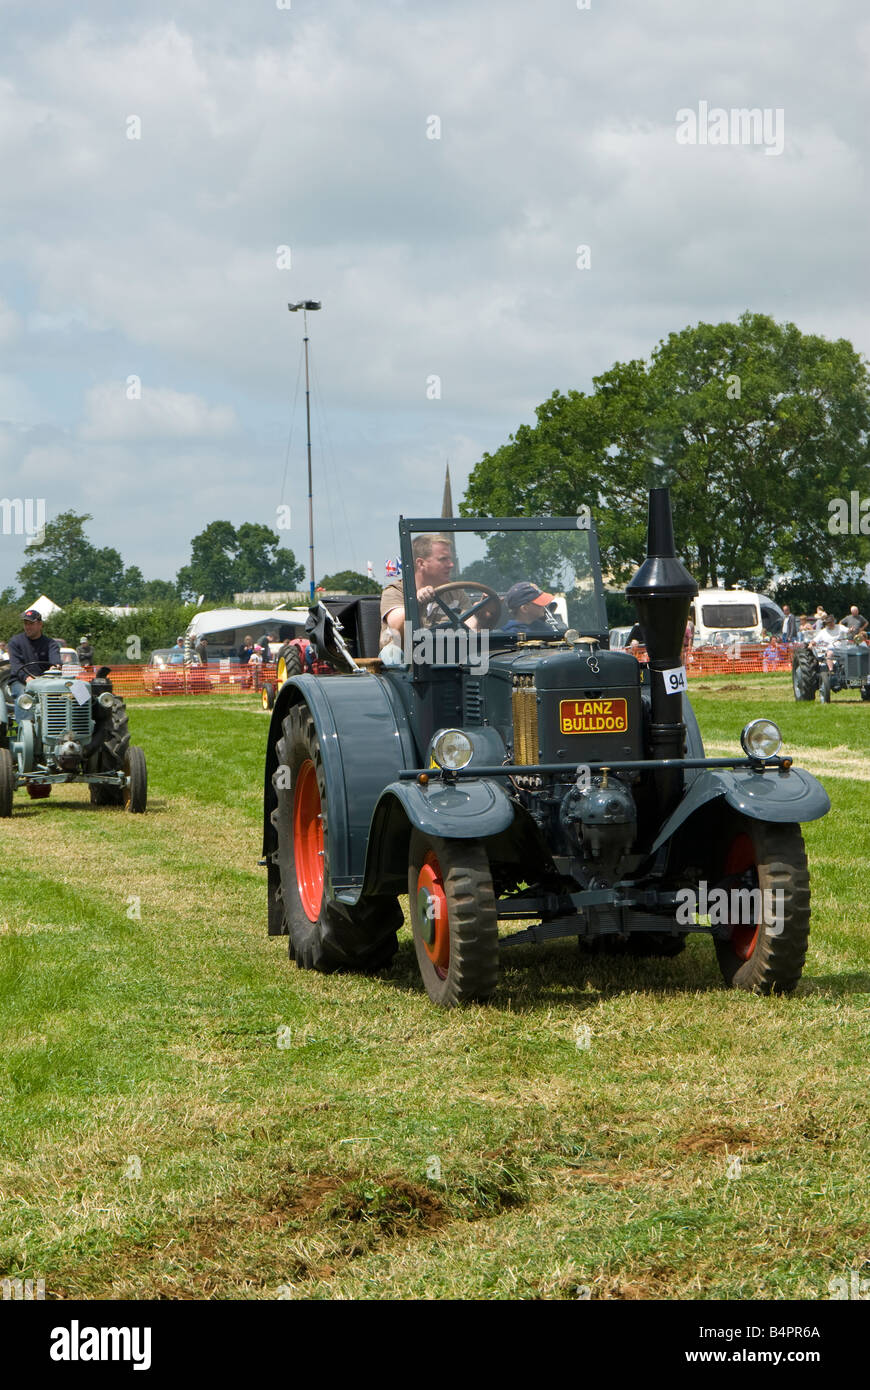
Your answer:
0,661 -> 147,815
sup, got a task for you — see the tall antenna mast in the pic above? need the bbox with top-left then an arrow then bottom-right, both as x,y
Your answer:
288,300 -> 322,602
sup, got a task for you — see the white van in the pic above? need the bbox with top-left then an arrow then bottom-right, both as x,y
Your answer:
691,589 -> 785,646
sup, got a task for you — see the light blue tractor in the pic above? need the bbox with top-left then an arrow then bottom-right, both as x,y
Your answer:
0,660 -> 147,816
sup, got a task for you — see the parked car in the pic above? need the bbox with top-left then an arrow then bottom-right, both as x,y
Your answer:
144,649 -> 214,696
694,628 -> 759,656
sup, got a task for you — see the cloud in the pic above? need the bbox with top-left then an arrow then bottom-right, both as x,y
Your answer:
79,382 -> 238,441
0,0 -> 867,590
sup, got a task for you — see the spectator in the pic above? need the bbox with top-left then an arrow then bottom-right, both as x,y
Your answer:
239,634 -> 254,664
195,635 -> 209,666
247,643 -> 263,691
839,605 -> 868,637
780,605 -> 797,642
76,634 -> 95,666
813,606 -> 826,630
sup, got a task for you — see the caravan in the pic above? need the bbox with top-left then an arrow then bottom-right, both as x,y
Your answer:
691,589 -> 785,646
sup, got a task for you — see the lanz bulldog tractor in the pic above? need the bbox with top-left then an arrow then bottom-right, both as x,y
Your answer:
792,640 -> 870,704
262,489 -> 830,1006
0,662 -> 147,816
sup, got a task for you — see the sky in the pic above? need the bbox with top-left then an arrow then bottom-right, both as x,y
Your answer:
0,0 -> 868,598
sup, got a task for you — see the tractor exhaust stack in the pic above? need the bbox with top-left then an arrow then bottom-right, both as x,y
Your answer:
625,488 -> 698,810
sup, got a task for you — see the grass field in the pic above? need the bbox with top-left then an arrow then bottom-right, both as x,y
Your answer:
1,674 -> 868,1300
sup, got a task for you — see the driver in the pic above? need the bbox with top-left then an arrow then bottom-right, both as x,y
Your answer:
6,609 -> 62,702
502,582 -> 565,637
380,533 -> 495,649
812,613 -> 849,672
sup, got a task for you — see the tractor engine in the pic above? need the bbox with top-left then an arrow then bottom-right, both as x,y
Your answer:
559,772 -> 637,880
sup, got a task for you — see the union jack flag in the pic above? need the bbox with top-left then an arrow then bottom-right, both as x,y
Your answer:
385,557 -> 402,578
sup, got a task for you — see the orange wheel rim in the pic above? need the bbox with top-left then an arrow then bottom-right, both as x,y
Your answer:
724,832 -> 759,961
417,852 -> 449,978
293,760 -> 324,921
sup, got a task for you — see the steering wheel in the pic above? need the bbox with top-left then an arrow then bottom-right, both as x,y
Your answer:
429,581 -> 502,629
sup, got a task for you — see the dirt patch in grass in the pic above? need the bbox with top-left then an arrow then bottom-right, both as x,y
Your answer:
318,1175 -> 448,1235
676,1125 -> 762,1155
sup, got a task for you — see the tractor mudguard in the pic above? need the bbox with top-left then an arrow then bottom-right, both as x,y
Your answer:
347,777 -> 516,904
262,672 -> 417,891
650,766 -> 831,854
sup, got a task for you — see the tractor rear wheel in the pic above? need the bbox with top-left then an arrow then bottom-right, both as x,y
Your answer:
792,647 -> 818,702
102,698 -> 132,767
277,644 -> 304,685
408,831 -> 499,1007
0,747 -> 14,817
271,703 -> 400,973
713,816 -> 811,995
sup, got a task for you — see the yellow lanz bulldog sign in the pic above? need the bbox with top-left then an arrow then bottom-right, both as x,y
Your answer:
559,697 -> 628,735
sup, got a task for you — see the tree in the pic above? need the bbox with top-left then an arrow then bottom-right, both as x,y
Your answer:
176,521 -> 304,601
16,511 -> 144,604
462,313 -> 870,592
140,578 -> 179,602
318,570 -> 379,595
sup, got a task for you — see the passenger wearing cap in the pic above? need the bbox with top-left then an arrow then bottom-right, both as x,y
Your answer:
502,583 -> 565,637
6,609 -> 62,703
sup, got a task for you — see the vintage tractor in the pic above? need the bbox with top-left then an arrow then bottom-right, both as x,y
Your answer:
262,490 -> 830,1006
792,640 -> 870,703
0,662 -> 147,815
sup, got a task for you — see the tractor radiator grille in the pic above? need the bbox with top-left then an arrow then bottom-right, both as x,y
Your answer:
464,680 -> 483,725
41,693 -> 92,740
511,675 -> 539,764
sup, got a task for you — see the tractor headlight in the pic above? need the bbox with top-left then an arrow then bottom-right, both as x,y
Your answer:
740,718 -> 782,759
18,692 -> 35,710
97,691 -> 114,708
431,729 -> 474,770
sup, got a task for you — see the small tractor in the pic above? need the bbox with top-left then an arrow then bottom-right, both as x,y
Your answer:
262,489 -> 830,1006
0,662 -> 147,816
792,640 -> 870,703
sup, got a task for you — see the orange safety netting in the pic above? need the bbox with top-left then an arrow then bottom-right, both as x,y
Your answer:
629,642 -> 798,677
67,646 -> 806,696
65,663 -> 280,697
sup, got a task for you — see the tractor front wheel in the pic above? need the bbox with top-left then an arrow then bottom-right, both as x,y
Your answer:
713,816 -> 811,995
0,747 -> 14,817
819,670 -> 832,704
124,746 -> 147,813
408,831 -> 499,1007
262,682 -> 275,711
271,703 -> 400,973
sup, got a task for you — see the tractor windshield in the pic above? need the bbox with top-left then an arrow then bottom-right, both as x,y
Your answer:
397,517 -> 607,642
